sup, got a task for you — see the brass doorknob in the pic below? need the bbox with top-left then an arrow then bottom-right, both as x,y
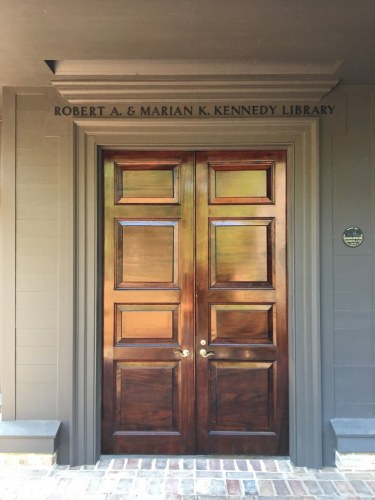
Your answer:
174,349 -> 190,358
199,348 -> 215,358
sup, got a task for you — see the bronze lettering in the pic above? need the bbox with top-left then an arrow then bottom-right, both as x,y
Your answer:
199,105 -> 210,116
53,103 -> 336,118
110,106 -> 122,116
54,105 -> 105,116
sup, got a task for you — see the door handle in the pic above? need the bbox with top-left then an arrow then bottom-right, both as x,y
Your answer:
199,348 -> 215,358
174,349 -> 190,358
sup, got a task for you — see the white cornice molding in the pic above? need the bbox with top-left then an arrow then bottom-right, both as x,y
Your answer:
49,60 -> 340,103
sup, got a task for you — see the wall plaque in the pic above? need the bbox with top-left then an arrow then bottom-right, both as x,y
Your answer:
342,226 -> 364,247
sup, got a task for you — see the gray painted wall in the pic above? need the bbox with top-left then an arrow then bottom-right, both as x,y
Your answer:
320,85 -> 375,462
332,89 -> 374,420
1,83 -> 375,464
15,93 -> 59,419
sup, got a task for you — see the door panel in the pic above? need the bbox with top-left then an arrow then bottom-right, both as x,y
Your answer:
115,305 -> 179,343
210,304 -> 273,344
209,361 -> 273,431
115,361 -> 180,431
115,161 -> 180,203
209,219 -> 273,287
102,150 -> 288,456
116,220 -> 179,287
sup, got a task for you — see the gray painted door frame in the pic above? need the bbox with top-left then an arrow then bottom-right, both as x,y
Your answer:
72,117 -> 321,468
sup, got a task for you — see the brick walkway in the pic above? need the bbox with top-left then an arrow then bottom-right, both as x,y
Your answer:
0,456 -> 374,499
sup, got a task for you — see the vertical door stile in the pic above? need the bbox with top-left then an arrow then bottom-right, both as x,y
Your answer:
195,152 -> 210,450
179,152 -> 196,451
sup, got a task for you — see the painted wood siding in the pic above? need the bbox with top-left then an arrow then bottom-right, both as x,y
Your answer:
332,88 -> 375,417
15,93 -> 59,418
319,85 -> 375,462
13,91 -> 73,425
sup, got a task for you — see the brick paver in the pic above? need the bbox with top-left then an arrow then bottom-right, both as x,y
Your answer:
0,456 -> 374,498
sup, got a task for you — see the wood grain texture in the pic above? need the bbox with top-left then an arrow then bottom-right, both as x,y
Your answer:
196,150 -> 288,455
102,150 -> 288,456
102,151 -> 195,454
210,304 -> 273,344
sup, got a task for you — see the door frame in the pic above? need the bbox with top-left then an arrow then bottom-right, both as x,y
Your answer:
72,117 -> 321,468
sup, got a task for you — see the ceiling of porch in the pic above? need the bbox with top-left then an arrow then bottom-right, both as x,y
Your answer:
0,0 -> 374,112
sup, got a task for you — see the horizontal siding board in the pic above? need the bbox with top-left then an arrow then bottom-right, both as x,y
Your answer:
16,346 -> 57,365
16,185 -> 58,220
333,309 -> 372,330
17,238 -> 58,257
334,291 -> 373,310
16,291 -> 57,310
16,275 -> 58,292
16,94 -> 49,111
17,329 -> 57,347
336,403 -> 375,418
16,113 -> 49,146
17,166 -> 59,184
17,220 -> 58,238
16,310 -> 57,329
17,256 -> 58,275
335,366 -> 375,404
334,255 -> 373,274
17,365 -> 57,384
334,271 -> 373,292
16,383 -> 57,420
335,329 -> 373,366
17,143 -> 60,168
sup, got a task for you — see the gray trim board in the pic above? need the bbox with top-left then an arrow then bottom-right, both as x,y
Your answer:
0,88 -> 16,420
72,118 -> 322,468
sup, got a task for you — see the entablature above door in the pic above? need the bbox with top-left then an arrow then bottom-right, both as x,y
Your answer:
47,59 -> 340,104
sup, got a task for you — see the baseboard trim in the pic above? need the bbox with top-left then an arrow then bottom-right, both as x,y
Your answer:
331,418 -> 375,453
0,420 -> 61,454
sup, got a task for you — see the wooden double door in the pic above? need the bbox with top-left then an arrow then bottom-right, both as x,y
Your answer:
102,150 -> 288,455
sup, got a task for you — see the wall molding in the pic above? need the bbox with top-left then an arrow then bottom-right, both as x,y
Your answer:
49,60 -> 339,103
53,78 -> 338,104
72,117 -> 322,468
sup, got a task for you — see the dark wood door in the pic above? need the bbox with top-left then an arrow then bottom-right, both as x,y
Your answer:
101,150 -> 288,455
101,151 -> 195,454
195,151 -> 288,454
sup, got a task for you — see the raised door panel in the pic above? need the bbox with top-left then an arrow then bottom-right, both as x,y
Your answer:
209,161 -> 274,204
210,304 -> 274,344
210,219 -> 273,287
115,362 -> 180,431
209,361 -> 274,431
115,161 -> 179,204
116,220 -> 179,287
115,305 -> 179,344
